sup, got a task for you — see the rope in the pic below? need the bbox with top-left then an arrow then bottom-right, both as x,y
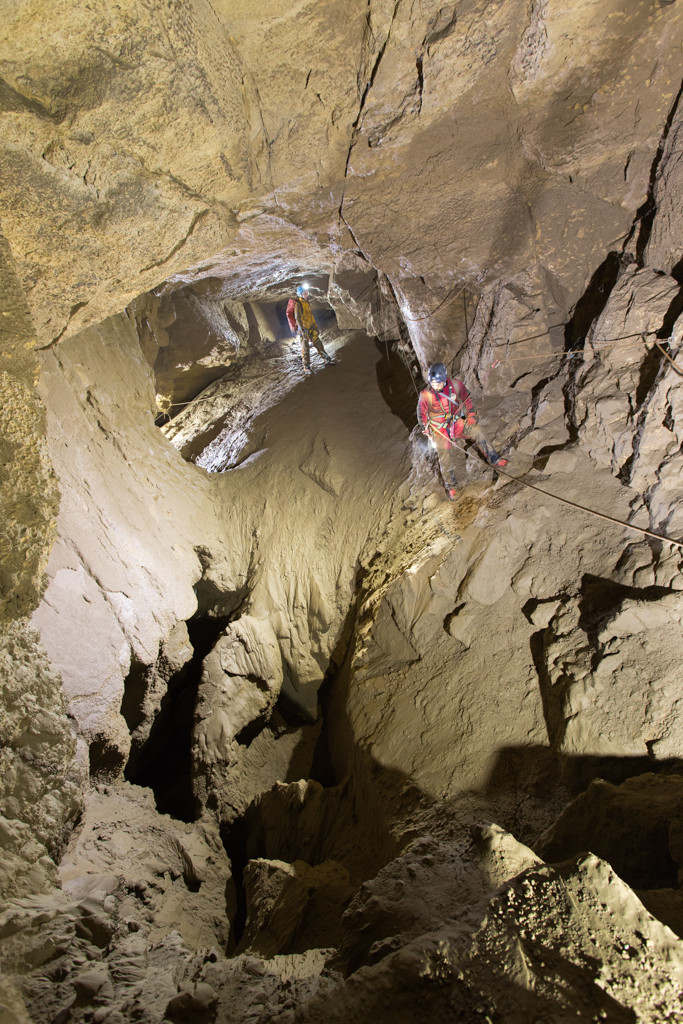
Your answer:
425,422 -> 683,551
652,336 -> 683,376
487,329 -> 683,369
402,283 -> 467,322
486,458 -> 683,552
162,366 -> 286,414
499,325 -> 659,353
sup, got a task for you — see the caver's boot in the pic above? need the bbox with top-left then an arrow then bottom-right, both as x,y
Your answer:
479,438 -> 507,468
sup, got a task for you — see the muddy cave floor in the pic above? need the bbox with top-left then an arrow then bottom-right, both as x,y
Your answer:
8,329 -> 683,1023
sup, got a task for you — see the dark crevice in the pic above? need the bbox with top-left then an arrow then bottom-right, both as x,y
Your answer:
374,337 -> 419,430
310,568 -> 368,789
415,56 -> 424,113
523,577 -> 679,784
657,280 -> 683,341
617,450 -> 636,487
423,5 -> 457,49
124,599 -> 242,822
529,627 -> 567,750
353,6 -> 399,131
632,76 -> 683,264
634,343 -> 664,409
38,300 -> 89,351
381,275 -> 422,387
563,251 -> 622,353
531,442 -> 573,471
119,656 -> 152,735
671,254 -> 683,285
220,565 -> 373,956
510,368 -> 536,389
221,815 -> 248,953
234,706 -> 271,748
307,674 -> 339,789
664,402 -> 675,432
443,602 -> 466,634
341,0 -> 402,185
618,321 -> 681,485
577,573 -> 672,653
0,76 -> 64,121
529,372 -> 555,417
89,735 -> 126,781
558,247 -> 625,442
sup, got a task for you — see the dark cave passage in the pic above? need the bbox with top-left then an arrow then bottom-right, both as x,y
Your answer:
122,609 -> 235,822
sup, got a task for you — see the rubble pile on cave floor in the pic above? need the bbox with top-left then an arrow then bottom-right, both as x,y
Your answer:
4,809 -> 683,1024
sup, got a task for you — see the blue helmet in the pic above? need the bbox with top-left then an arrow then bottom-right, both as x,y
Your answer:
428,362 -> 447,385
296,283 -> 309,297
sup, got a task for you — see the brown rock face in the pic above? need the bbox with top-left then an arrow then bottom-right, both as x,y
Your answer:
0,231 -> 59,618
1,0 -> 681,357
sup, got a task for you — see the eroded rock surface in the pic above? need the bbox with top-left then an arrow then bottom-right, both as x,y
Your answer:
1,0 -> 681,357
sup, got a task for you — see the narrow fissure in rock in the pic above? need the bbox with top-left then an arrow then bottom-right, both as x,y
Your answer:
124,608 -> 237,822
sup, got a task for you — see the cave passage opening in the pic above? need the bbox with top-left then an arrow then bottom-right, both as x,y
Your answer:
122,607 -> 236,822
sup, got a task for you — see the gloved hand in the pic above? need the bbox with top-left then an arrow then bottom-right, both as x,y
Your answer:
465,413 -> 478,428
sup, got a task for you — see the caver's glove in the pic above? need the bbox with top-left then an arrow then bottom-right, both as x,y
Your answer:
465,413 -> 478,428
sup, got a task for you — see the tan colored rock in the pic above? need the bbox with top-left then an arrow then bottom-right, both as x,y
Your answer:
0,231 -> 59,620
338,828 -> 541,975
58,783 -> 234,950
241,779 -> 382,882
277,852 -> 683,1024
30,311 -> 243,767
540,774 -> 683,893
574,265 -> 681,473
0,974 -> 33,1024
239,857 -> 352,959
541,589 -> 683,761
0,620 -> 80,900
644,107 -> 683,274
1,0 -> 680,358
332,443 -> 635,808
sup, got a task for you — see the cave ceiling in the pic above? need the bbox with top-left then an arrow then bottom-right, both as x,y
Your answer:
1,0 -> 680,350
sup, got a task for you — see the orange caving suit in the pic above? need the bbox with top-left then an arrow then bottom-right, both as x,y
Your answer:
417,376 -> 499,490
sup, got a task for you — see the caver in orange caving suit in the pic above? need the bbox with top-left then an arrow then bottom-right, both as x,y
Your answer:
417,374 -> 502,493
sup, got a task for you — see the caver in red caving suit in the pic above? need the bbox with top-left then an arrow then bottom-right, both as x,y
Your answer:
417,368 -> 504,496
